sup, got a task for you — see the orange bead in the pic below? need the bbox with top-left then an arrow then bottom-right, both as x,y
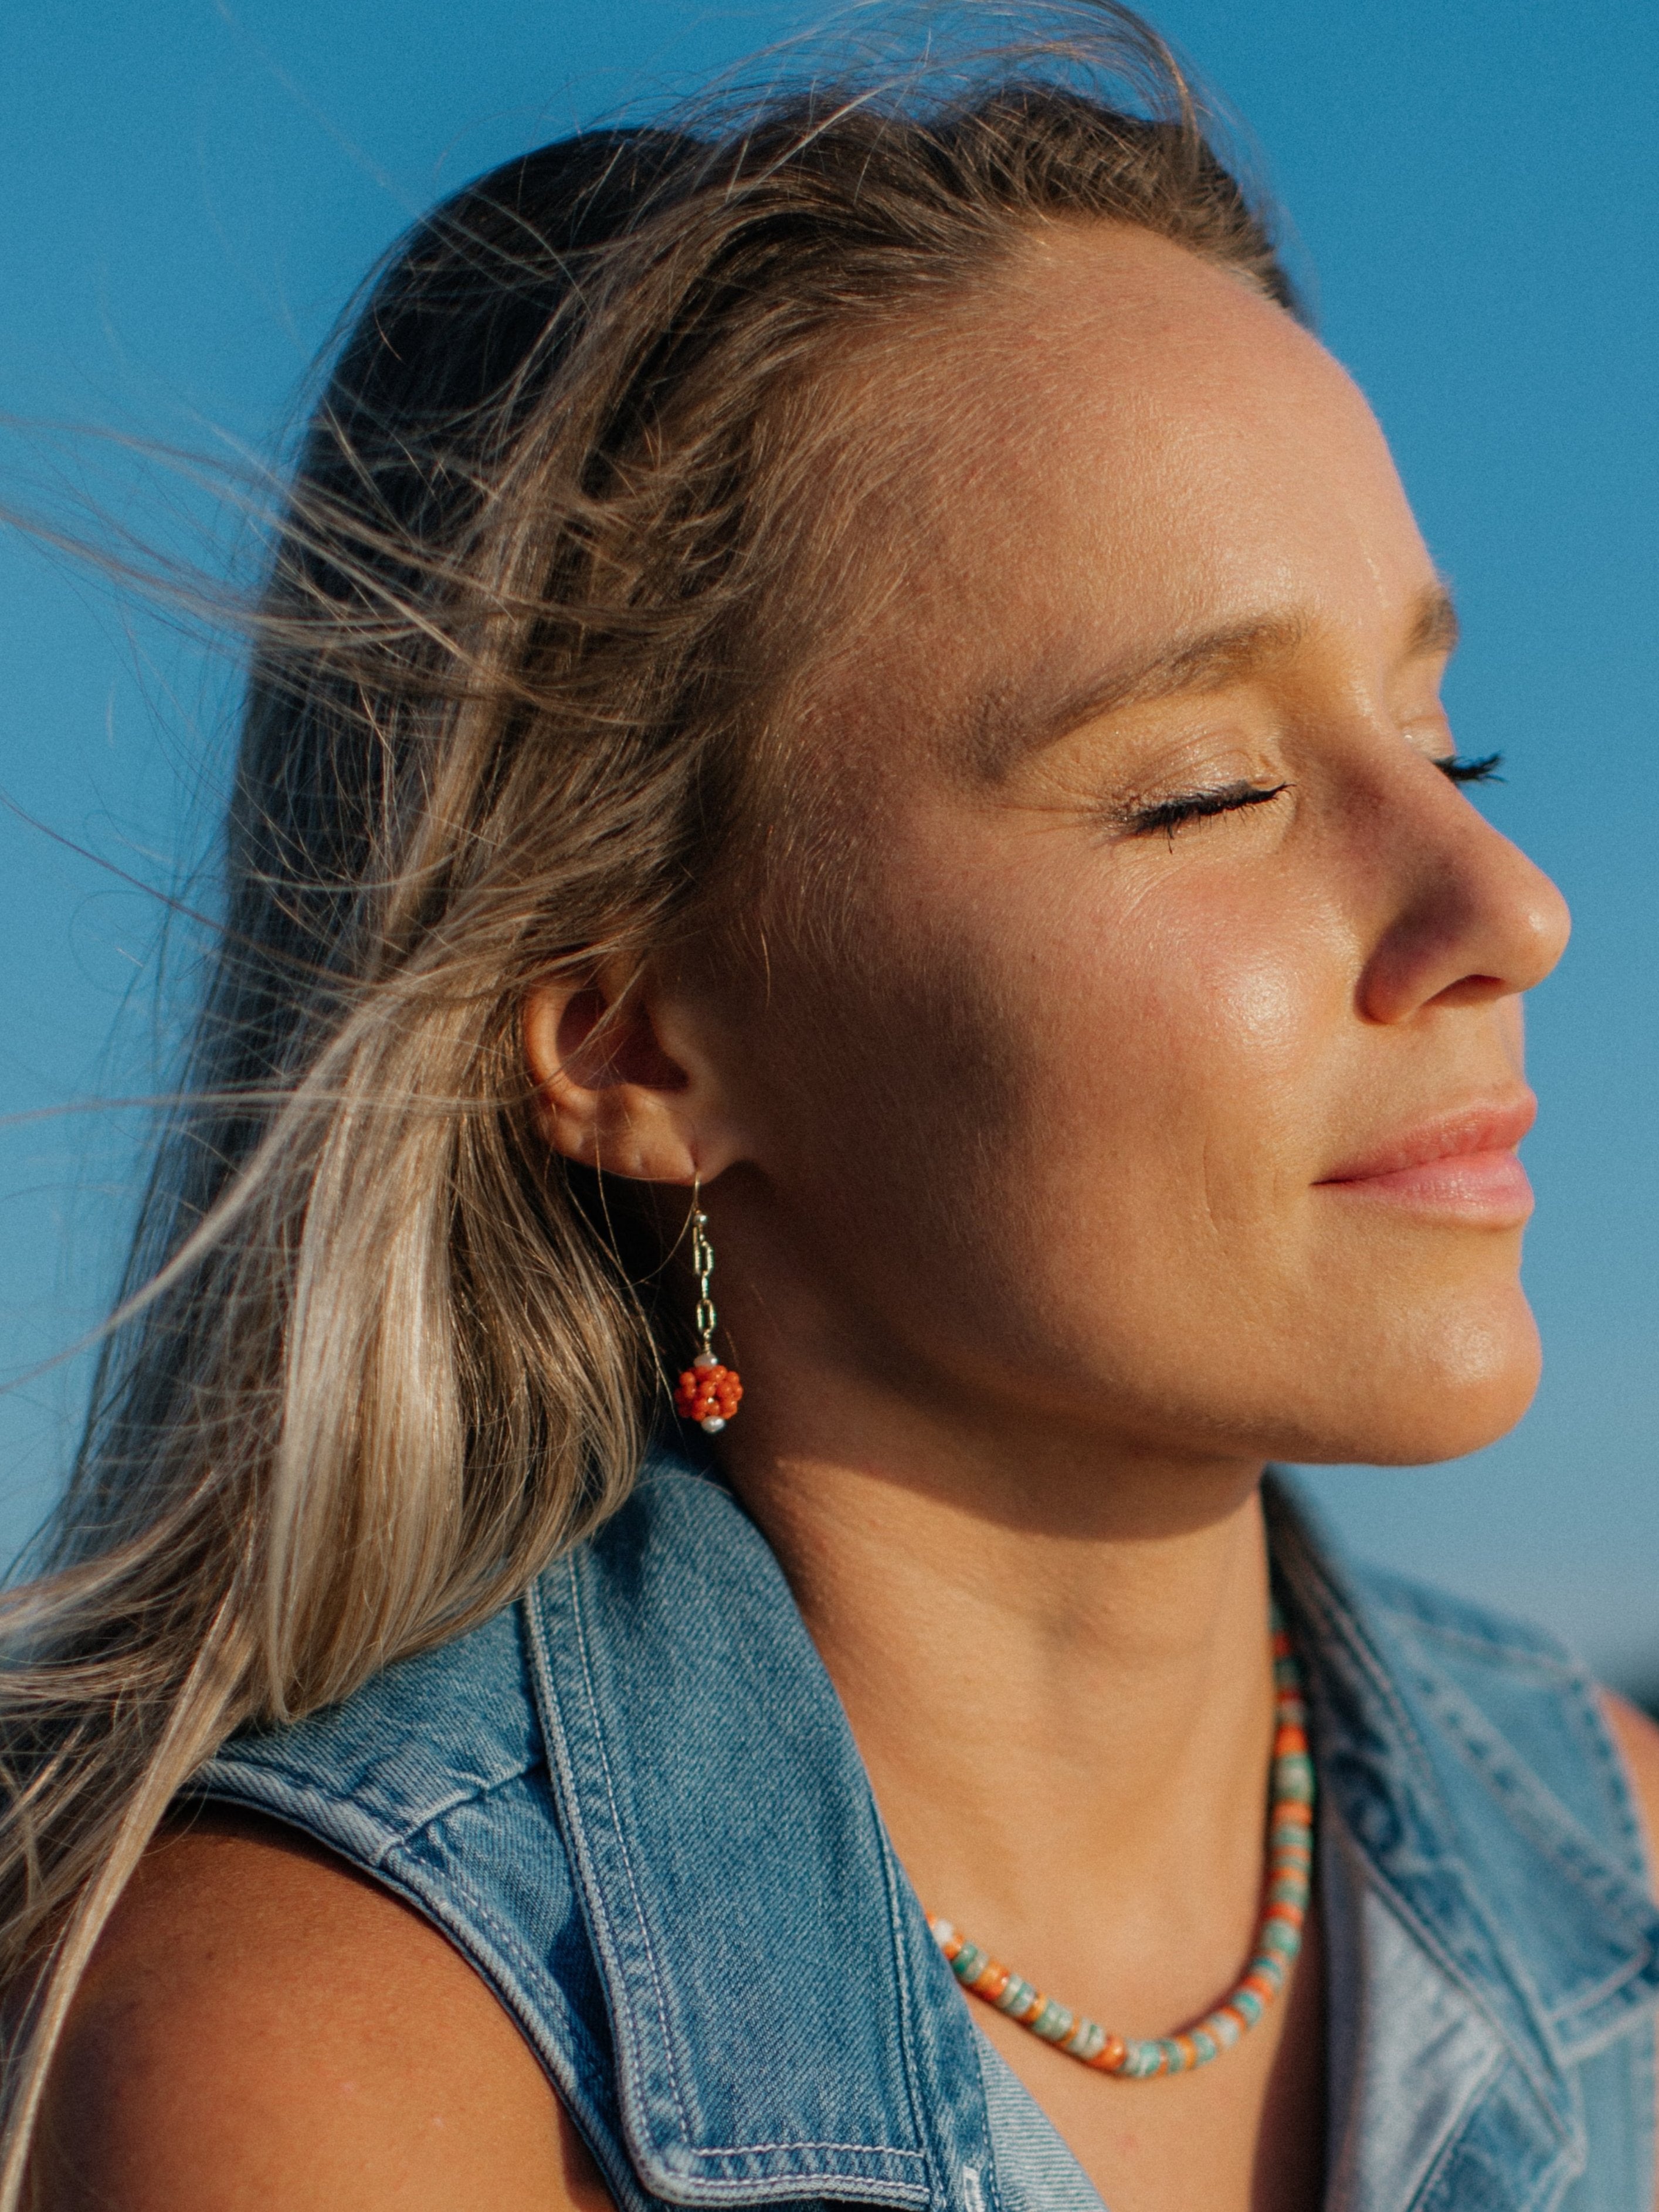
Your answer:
674,1358 -> 743,1429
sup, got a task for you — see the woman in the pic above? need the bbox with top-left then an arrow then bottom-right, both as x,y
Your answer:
5,9 -> 1656,2208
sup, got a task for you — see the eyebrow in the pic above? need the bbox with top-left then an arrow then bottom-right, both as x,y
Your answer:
965,580 -> 1460,779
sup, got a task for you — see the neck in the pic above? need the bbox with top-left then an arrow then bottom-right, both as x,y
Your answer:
721,1393 -> 1280,2037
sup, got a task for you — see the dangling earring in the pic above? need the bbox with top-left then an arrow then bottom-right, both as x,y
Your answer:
673,1180 -> 744,1434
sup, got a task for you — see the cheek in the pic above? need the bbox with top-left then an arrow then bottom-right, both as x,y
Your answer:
728,854 -> 1026,1287
905,846 -> 1369,1411
1006,873 -> 1343,1230
822,833 -> 1355,1379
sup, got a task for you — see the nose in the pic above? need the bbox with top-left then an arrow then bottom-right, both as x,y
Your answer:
1355,763 -> 1571,1026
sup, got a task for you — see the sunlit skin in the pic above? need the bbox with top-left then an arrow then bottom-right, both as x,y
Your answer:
38,223 -> 1659,2212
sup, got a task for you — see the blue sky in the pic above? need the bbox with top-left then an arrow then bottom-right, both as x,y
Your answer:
3,2 -> 1656,1678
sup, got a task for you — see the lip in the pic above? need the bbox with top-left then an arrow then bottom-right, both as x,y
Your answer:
1315,1094 -> 1537,1224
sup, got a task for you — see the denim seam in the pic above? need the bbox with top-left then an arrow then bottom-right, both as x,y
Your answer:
383,1839 -> 606,2065
537,1558 -> 695,2144
190,1770 -> 402,1862
877,1823 -> 952,2210
966,2037 -> 999,2212
199,1746 -> 536,1852
389,1844 -> 578,2002
1560,2005 -> 1659,2065
1373,1600 -> 1574,1675
623,2148 -> 931,2167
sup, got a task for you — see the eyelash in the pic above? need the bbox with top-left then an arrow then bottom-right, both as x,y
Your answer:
1435,750 -> 1504,785
1125,750 -> 1505,840
1126,781 -> 1287,839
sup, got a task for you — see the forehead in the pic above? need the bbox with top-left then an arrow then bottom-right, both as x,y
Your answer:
822,220 -> 1432,754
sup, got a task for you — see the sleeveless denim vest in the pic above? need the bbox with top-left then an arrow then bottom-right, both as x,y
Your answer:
192,1455 -> 1659,2212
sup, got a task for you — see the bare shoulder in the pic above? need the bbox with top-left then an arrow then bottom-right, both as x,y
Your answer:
33,1806 -> 612,2212
1600,1689 -> 1659,1888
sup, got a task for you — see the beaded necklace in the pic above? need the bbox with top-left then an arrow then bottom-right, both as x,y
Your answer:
928,1607 -> 1314,2080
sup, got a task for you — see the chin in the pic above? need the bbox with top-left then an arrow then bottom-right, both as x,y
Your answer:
1286,1287 -> 1543,1468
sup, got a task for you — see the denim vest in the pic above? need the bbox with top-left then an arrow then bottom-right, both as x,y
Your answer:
194,1454 -> 1659,2212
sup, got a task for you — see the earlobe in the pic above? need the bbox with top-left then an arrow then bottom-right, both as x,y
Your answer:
521,972 -> 744,1185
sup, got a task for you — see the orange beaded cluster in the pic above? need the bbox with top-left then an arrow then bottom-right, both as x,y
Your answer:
929,1607 -> 1314,2080
674,1359 -> 743,1431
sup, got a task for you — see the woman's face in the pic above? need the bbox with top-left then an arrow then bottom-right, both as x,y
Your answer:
704,219 -> 1570,1473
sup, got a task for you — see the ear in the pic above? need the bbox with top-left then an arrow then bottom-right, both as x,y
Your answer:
521,965 -> 746,1185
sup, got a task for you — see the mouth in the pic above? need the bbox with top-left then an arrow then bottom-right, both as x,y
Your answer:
1315,1093 -> 1537,1225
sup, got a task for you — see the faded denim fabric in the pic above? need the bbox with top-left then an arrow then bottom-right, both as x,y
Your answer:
975,2035 -> 1100,2212
194,1454 -> 1659,2212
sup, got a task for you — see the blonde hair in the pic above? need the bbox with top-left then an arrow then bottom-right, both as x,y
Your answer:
0,5 -> 1294,2190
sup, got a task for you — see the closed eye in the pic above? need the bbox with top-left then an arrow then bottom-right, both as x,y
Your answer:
1434,751 -> 1504,785
1125,780 -> 1290,840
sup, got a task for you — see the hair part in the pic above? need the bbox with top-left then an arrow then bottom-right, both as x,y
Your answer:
0,6 -> 1296,2190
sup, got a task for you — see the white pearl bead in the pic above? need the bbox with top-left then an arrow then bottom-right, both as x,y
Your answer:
698,1414 -> 727,1433
693,1352 -> 718,1369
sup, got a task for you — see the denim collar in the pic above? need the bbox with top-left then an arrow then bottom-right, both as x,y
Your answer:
524,1451 -> 1659,2212
1266,1485 -> 1659,2208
